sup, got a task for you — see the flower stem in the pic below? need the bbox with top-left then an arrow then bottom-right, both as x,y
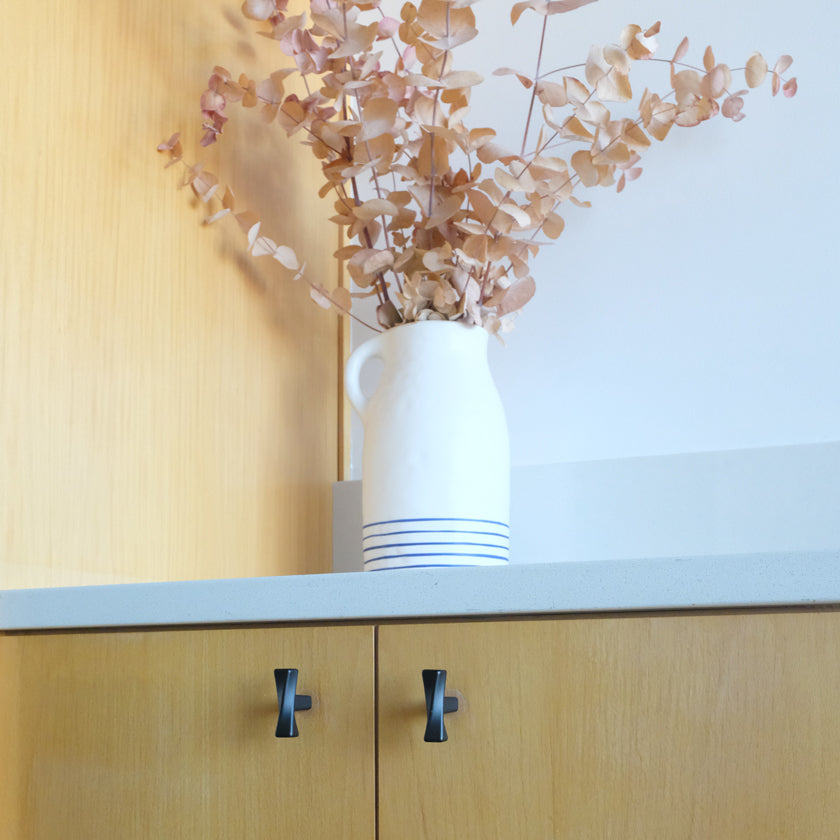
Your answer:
521,15 -> 548,157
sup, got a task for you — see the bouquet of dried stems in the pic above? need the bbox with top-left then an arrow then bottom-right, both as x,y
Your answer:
159,0 -> 796,335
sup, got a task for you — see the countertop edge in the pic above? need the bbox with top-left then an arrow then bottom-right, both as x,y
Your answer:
2,551 -> 839,631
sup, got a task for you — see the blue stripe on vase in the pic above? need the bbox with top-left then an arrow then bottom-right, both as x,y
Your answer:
363,553 -> 508,567
364,528 -> 509,541
364,516 -> 510,529
366,562 -> 496,571
365,541 -> 508,552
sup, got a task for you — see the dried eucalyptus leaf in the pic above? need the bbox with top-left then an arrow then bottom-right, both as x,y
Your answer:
241,0 -> 275,21
430,27 -> 479,50
511,0 -> 598,23
331,286 -> 353,312
498,277 -> 536,316
271,245 -> 300,270
309,284 -> 332,309
362,250 -> 395,275
251,235 -> 278,258
358,97 -> 398,141
535,81 -> 567,106
722,95 -> 745,121
376,301 -> 402,328
203,208 -> 231,225
745,53 -> 768,88
542,212 -> 565,239
442,70 -> 484,89
774,55 -> 794,75
493,67 -> 534,89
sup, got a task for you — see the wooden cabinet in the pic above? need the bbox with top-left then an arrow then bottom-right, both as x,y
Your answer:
2,627 -> 375,839
379,612 -> 840,839
4,608 -> 840,839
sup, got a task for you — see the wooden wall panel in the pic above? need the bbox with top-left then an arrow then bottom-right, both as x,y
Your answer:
0,0 -> 340,587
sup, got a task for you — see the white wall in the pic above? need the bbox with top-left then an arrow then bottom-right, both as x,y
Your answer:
349,0 -> 839,472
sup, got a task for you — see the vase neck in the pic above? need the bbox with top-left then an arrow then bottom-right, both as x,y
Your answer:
382,320 -> 488,359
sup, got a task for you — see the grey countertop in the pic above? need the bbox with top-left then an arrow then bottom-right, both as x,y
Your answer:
2,551 -> 839,631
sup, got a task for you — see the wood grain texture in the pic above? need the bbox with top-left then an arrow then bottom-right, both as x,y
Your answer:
0,0 -> 340,587
378,611 -> 840,840
1,625 -> 375,840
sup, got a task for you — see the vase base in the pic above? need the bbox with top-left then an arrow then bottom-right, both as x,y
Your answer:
362,516 -> 510,571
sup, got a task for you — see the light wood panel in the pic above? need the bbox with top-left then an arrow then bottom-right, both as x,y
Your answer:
1,625 -> 375,839
378,611 -> 840,840
0,0 -> 340,587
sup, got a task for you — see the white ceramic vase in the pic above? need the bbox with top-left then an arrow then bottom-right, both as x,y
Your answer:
344,320 -> 510,571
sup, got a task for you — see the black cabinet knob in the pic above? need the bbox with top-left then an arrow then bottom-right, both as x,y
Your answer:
422,669 -> 460,742
274,668 -> 312,738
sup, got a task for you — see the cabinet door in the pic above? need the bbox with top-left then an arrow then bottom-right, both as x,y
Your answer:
2,625 -> 374,840
378,611 -> 840,840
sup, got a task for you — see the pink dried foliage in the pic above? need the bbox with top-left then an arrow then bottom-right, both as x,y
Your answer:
160,0 -> 797,333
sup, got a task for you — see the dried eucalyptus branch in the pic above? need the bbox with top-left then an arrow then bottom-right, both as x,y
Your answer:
159,0 -> 797,335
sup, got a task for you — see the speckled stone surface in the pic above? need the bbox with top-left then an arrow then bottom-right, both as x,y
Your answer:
2,551 -> 839,630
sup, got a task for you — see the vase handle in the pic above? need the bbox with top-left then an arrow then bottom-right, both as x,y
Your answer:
344,334 -> 384,420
